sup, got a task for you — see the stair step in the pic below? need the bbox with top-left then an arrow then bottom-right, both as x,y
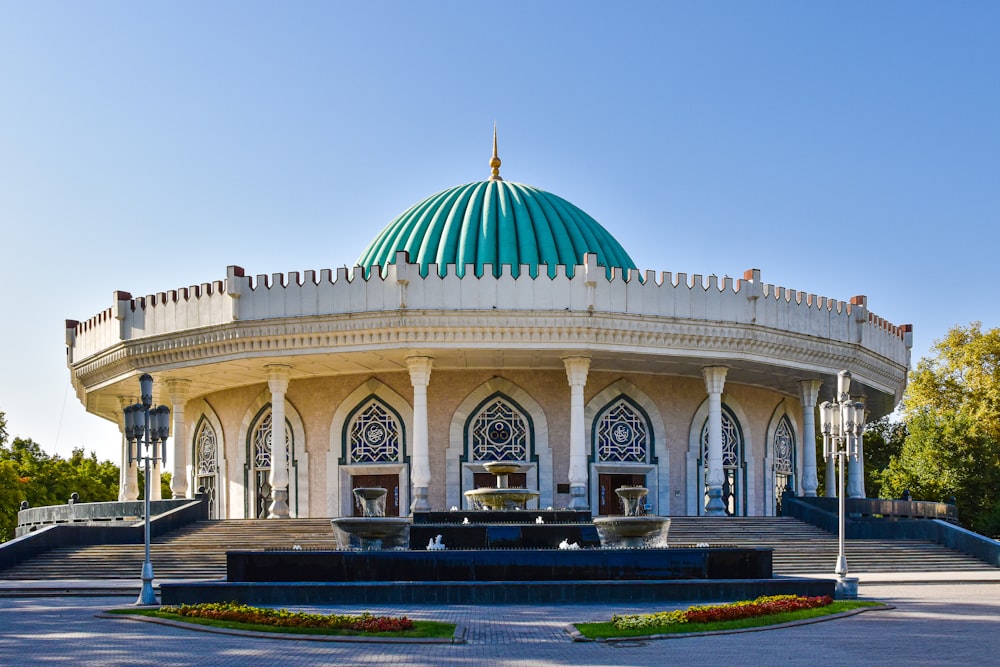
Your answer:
1,517 -> 994,579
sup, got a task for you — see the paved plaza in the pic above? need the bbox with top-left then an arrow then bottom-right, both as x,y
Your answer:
2,576 -> 999,666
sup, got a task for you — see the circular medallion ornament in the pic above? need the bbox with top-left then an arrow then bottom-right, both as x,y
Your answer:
776,437 -> 791,459
612,423 -> 632,443
366,424 -> 385,445
488,421 -> 512,445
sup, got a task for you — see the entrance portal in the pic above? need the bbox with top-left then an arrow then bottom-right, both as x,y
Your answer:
598,473 -> 647,515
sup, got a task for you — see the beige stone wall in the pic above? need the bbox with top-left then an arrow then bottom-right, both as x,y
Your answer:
188,370 -> 801,519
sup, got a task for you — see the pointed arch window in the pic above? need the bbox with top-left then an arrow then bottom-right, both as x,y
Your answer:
247,408 -> 293,519
773,415 -> 795,513
595,398 -> 649,463
193,418 -> 219,519
468,397 -> 528,462
700,406 -> 745,516
348,400 -> 402,463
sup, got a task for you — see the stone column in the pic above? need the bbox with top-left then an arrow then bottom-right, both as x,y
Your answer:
119,397 -> 139,501
167,379 -> 191,499
703,366 -> 728,516
799,380 -> 822,497
150,458 -> 163,500
407,356 -> 433,511
563,357 -> 591,510
266,365 -> 292,518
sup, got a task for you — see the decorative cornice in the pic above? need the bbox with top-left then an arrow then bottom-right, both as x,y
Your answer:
69,309 -> 909,400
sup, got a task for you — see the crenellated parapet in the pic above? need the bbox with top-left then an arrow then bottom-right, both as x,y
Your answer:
66,281 -> 229,362
67,253 -> 912,372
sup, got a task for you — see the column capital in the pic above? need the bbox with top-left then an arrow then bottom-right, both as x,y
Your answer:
115,397 -> 131,432
406,356 -> 434,386
563,356 -> 591,387
165,378 -> 192,404
264,364 -> 292,394
799,379 -> 822,408
702,366 -> 728,395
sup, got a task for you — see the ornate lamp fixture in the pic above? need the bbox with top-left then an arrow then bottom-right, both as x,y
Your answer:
819,370 -> 865,598
123,373 -> 171,605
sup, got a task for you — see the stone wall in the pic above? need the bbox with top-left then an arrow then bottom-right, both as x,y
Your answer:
187,369 -> 801,519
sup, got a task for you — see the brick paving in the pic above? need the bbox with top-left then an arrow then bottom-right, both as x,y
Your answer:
1,580 -> 999,666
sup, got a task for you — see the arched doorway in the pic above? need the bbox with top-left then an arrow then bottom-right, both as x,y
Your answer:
699,405 -> 746,516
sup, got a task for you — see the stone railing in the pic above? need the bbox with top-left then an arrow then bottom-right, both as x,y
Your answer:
66,256 -> 912,370
15,495 -> 201,538
783,495 -> 958,526
2,496 -> 209,573
783,495 -> 998,567
849,497 -> 959,522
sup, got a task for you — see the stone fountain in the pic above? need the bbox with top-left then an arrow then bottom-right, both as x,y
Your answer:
166,481 -> 832,605
592,486 -> 671,548
463,461 -> 541,510
330,487 -> 410,550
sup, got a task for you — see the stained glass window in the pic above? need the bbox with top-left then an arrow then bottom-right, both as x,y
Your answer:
349,401 -> 401,462
595,399 -> 648,462
773,417 -> 794,475
194,420 -> 219,518
250,410 -> 291,519
469,398 -> 528,461
773,416 -> 795,513
196,421 -> 218,475
701,406 -> 744,516
702,410 -> 742,468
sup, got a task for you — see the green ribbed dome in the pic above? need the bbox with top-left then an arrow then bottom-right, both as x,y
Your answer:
357,180 -> 636,279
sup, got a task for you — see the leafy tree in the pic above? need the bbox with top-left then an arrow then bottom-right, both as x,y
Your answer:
862,417 -> 907,499
161,472 -> 172,500
135,470 -> 173,500
0,409 -> 121,542
0,459 -> 21,544
880,323 -> 1000,536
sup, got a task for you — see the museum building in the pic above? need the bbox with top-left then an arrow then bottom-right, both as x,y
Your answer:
64,141 -> 912,521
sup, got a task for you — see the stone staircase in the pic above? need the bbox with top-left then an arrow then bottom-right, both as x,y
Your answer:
0,517 -> 993,580
667,517 -> 994,574
0,519 -> 333,580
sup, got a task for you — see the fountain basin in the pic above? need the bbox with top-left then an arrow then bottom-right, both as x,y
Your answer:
593,516 -> 671,548
463,487 -> 541,511
464,461 -> 541,510
330,517 -> 411,550
481,462 -> 524,476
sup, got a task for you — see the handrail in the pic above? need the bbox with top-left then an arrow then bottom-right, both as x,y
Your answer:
2,496 -> 207,572
784,495 -> 958,523
783,496 -> 998,567
850,497 -> 958,522
16,498 -> 199,538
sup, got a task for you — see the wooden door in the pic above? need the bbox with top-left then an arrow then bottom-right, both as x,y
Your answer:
598,473 -> 647,515
351,474 -> 400,517
473,472 -> 527,489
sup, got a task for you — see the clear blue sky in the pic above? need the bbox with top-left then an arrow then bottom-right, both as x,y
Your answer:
1,1 -> 997,464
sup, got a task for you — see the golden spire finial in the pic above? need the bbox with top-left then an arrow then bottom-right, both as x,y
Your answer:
489,122 -> 502,181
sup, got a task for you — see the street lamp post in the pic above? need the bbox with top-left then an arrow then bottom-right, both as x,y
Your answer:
819,370 -> 864,599
123,373 -> 171,606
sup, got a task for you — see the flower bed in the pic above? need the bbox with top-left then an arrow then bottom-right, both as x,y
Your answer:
612,594 -> 833,630
160,602 -> 413,633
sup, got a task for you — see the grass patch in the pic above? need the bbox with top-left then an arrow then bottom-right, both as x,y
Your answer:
106,608 -> 456,639
575,600 -> 884,639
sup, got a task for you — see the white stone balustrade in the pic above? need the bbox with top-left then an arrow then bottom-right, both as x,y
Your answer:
66,253 -> 912,405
